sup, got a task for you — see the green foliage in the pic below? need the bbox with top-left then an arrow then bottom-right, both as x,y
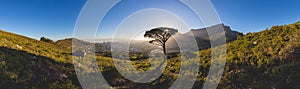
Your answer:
48,80 -> 79,89
212,22 -> 300,88
0,30 -> 79,88
40,37 -> 54,44
0,30 -> 72,62
0,46 -> 80,88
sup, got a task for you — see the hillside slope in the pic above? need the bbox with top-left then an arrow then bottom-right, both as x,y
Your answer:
0,30 -> 81,88
196,22 -> 300,88
0,30 -> 72,62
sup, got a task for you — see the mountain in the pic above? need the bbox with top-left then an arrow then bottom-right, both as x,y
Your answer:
166,24 -> 242,51
188,24 -> 242,42
56,38 -> 93,51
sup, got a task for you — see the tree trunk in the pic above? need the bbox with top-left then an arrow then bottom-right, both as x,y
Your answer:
163,44 -> 166,55
157,44 -> 167,70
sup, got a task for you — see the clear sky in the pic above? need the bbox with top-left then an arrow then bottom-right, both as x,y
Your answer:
0,0 -> 85,40
97,0 -> 203,40
212,0 -> 300,32
0,0 -> 300,40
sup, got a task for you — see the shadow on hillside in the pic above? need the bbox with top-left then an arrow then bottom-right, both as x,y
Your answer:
0,46 -> 81,88
101,64 -> 175,89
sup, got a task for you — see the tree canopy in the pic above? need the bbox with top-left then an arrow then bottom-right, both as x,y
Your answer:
144,27 -> 178,54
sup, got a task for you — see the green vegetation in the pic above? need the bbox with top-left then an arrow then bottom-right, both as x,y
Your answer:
0,30 -> 79,88
0,21 -> 300,88
0,30 -> 72,62
40,37 -> 55,44
95,22 -> 300,88
215,22 -> 300,88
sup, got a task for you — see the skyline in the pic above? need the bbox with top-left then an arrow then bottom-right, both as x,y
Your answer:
0,0 -> 300,40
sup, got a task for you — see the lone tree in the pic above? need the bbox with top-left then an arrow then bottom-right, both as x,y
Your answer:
144,27 -> 178,55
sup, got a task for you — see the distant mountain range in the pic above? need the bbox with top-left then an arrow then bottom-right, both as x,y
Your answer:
92,24 -> 242,55
166,24 -> 242,51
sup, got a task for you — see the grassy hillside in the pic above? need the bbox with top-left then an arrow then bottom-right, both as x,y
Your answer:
0,21 -> 299,89
197,22 -> 300,88
0,30 -> 72,62
0,46 -> 79,89
0,30 -> 81,88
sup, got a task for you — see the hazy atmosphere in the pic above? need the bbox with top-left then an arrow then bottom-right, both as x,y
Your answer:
0,0 -> 299,89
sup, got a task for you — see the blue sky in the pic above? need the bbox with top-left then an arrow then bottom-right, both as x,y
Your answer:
97,0 -> 203,39
212,0 -> 300,32
0,0 -> 300,40
0,0 -> 85,40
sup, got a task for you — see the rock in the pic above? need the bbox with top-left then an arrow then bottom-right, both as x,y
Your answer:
16,44 -> 22,49
73,50 -> 86,59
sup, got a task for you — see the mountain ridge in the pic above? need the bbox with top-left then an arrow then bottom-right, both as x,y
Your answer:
166,23 -> 242,51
